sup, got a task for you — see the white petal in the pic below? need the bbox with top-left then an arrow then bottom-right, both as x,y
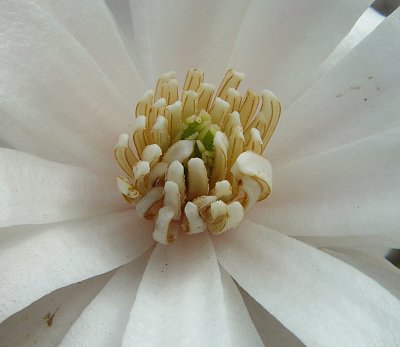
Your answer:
1,0 -> 132,171
229,0 -> 370,105
321,7 -> 384,73
238,284 -> 305,347
0,149 -> 124,228
60,253 -> 150,347
325,248 -> 400,299
133,0 -> 250,85
296,234 -> 400,249
0,271 -> 112,347
34,0 -> 145,101
219,267 -> 263,347
0,210 -> 154,322
214,221 -> 400,347
122,233 -> 231,347
248,128 -> 400,237
103,0 -> 139,76
269,9 -> 400,166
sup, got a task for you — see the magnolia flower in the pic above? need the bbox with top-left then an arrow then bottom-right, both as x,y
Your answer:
1,1 -> 400,346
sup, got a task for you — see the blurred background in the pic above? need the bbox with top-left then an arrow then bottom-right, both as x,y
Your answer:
372,0 -> 400,267
372,0 -> 400,15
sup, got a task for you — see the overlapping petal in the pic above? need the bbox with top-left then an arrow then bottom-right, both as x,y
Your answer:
34,0 -> 145,101
0,0 -> 134,172
269,8 -> 400,166
228,0 -> 372,105
0,272 -> 112,347
248,128 -> 400,238
0,149 -> 124,227
59,254 -> 150,347
122,233 -> 262,346
214,221 -> 400,346
0,211 -> 154,321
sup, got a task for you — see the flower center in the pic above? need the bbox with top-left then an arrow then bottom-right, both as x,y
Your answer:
114,69 -> 281,244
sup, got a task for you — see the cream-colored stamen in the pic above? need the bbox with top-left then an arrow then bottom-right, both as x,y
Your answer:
216,69 -> 245,100
114,133 -> 137,177
231,151 -> 272,200
141,144 -> 162,166
153,205 -> 177,244
166,101 -> 183,142
182,90 -> 198,120
162,140 -> 194,164
136,187 -> 164,219
225,88 -> 241,112
164,181 -> 181,220
155,71 -> 176,101
183,202 -> 206,234
166,160 -> 186,201
131,116 -> 148,159
197,83 -> 215,111
183,68 -> 204,92
210,131 -> 228,188
135,90 -> 154,117
212,180 -> 232,201
209,97 -> 230,125
115,68 -> 281,244
116,176 -> 140,199
187,157 -> 209,200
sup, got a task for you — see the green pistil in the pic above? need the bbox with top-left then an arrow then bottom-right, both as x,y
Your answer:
181,111 -> 219,169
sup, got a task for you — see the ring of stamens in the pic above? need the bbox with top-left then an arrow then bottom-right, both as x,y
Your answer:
115,68 -> 281,244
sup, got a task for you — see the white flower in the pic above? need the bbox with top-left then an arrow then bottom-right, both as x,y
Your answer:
1,1 -> 400,346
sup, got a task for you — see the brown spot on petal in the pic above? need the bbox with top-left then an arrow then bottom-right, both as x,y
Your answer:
43,307 -> 59,327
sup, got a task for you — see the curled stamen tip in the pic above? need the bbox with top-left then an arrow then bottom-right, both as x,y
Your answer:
184,90 -> 198,98
132,116 -> 147,131
232,70 -> 245,80
262,89 -> 278,99
116,133 -> 129,147
161,71 -> 176,80
167,100 -> 182,111
153,97 -> 167,108
227,88 -> 240,95
139,89 -> 154,100
142,144 -> 162,163
200,82 -> 215,90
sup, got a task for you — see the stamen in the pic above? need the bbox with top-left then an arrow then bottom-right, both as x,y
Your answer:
166,101 -> 183,142
183,68 -> 204,92
225,88 -> 241,112
197,83 -> 215,111
164,181 -> 181,220
155,71 -> 176,101
184,202 -> 206,234
115,68 -> 280,244
114,133 -> 137,177
166,160 -> 186,201
163,140 -> 194,164
152,116 -> 170,152
239,89 -> 260,129
212,180 -> 232,201
216,69 -> 245,100
135,90 -> 154,117
141,144 -> 162,165
131,116 -> 148,159
182,90 -> 198,120
153,206 -> 177,244
187,158 -> 209,200
227,125 -> 244,171
209,97 -> 230,125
